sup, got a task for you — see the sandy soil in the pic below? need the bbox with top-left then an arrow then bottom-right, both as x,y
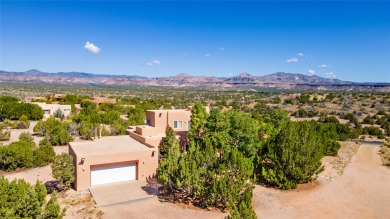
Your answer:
253,142 -> 390,219
0,121 -> 44,145
2,165 -> 55,184
101,197 -> 227,219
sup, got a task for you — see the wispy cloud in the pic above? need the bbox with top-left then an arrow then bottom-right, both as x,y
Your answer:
319,64 -> 331,68
297,52 -> 304,57
84,41 -> 100,54
308,69 -> 316,74
205,53 -> 211,57
324,72 -> 336,79
146,60 -> 161,66
219,47 -> 225,51
286,57 -> 298,63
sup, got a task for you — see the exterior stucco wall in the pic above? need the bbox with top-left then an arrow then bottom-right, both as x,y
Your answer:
33,102 -> 71,118
71,146 -> 158,191
129,131 -> 164,148
166,111 -> 191,132
131,109 -> 192,148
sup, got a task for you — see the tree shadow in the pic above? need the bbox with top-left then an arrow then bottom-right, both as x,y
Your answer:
45,180 -> 60,194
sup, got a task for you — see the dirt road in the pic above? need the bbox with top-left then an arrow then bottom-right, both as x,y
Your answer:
253,143 -> 390,219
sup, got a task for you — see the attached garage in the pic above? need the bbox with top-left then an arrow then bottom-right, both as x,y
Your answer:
91,162 -> 137,186
69,136 -> 158,191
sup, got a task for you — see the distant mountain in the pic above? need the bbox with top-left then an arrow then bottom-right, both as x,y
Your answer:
0,69 -> 389,92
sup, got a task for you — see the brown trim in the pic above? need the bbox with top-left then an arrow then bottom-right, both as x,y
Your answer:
90,160 -> 139,169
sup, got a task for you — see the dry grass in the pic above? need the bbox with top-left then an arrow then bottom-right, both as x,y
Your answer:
319,141 -> 361,180
58,190 -> 103,219
380,139 -> 390,167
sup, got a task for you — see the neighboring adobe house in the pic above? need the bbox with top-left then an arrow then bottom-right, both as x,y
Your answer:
129,108 -> 193,148
23,96 -> 45,103
89,97 -> 117,106
33,102 -> 71,118
69,136 -> 158,191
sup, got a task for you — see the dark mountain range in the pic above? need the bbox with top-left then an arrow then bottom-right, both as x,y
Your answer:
0,69 -> 389,92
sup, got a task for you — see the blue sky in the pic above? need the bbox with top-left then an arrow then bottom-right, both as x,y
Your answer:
1,1 -> 389,82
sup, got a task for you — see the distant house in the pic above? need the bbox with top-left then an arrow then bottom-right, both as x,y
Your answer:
33,102 -> 71,118
89,97 -> 117,106
23,96 -> 45,103
51,94 -> 66,102
69,136 -> 158,191
129,108 -> 193,148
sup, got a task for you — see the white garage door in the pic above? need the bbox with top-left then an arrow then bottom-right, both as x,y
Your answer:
91,163 -> 136,186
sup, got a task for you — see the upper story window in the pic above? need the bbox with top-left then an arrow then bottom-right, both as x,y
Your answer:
174,121 -> 182,129
188,121 -> 191,130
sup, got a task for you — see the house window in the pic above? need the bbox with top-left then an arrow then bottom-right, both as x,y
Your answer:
174,121 -> 182,129
188,121 -> 191,130
44,110 -> 50,115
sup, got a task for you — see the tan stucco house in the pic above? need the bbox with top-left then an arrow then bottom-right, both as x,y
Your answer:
69,136 -> 158,191
129,108 -> 192,147
33,102 -> 71,118
89,97 -> 117,106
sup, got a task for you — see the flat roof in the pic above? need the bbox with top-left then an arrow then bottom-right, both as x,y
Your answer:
146,109 -> 190,112
69,136 -> 152,157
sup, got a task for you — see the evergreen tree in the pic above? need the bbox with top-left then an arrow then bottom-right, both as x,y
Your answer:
51,153 -> 75,190
35,138 -> 56,167
261,121 -> 324,189
188,103 -> 208,141
42,192 -> 66,219
160,127 -> 178,160
227,188 -> 257,219
0,177 -> 42,218
35,179 -> 47,205
53,108 -> 63,119
226,111 -> 259,158
157,131 -> 183,191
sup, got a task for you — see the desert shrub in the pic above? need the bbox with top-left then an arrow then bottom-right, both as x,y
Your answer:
78,121 -> 97,140
127,107 -> 146,125
292,108 -> 317,118
377,110 -> 386,115
0,177 -> 65,218
109,120 -> 127,135
0,138 -> 55,171
34,138 -> 56,167
42,192 -> 66,219
53,108 -> 63,118
0,95 -> 19,102
362,126 -> 384,139
34,117 -> 73,145
0,101 -> 43,120
380,140 -> 390,167
0,129 -> 11,140
0,177 -> 42,218
362,115 -> 376,125
35,180 -> 47,205
0,141 -> 35,171
19,131 -> 34,142
227,187 -> 257,219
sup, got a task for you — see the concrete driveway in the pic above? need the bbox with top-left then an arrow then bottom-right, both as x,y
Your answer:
89,181 -> 154,206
